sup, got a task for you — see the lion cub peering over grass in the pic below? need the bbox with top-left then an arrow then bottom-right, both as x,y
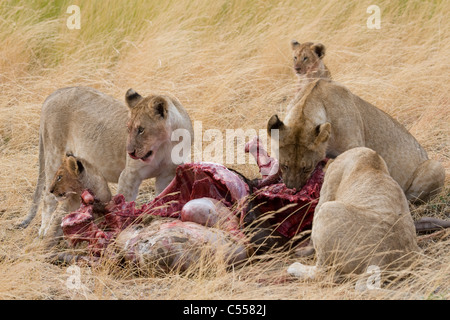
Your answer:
268,79 -> 445,203
287,40 -> 331,113
291,40 -> 331,81
288,147 -> 420,280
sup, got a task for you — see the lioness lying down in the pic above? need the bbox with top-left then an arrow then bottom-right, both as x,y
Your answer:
288,147 -> 420,280
269,79 -> 445,202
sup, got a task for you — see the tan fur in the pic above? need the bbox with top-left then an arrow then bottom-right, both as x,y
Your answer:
49,154 -> 111,206
18,86 -> 193,239
287,41 -> 331,113
44,154 -> 112,241
291,40 -> 330,96
268,79 -> 445,202
291,40 -> 331,81
120,89 -> 194,199
288,147 -> 420,280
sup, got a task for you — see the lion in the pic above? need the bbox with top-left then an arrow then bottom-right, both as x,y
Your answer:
43,154 -> 111,240
18,86 -> 193,238
119,88 -> 194,200
287,40 -> 331,112
268,79 -> 445,203
49,153 -> 111,207
287,147 -> 420,281
291,40 -> 331,81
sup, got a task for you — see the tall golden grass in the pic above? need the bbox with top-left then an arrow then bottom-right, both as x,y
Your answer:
0,0 -> 448,299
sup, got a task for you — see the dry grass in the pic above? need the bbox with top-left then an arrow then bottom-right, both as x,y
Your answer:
0,0 -> 449,300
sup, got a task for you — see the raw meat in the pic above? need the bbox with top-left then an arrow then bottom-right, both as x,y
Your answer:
61,136 -> 326,262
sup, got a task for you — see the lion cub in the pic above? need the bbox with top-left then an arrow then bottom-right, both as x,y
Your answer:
42,154 -> 111,237
42,154 -> 111,242
288,147 -> 420,280
288,40 -> 331,112
291,40 -> 331,81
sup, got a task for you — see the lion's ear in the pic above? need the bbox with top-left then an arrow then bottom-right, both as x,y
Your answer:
152,97 -> 168,118
66,155 -> 83,176
268,115 -> 285,136
291,40 -> 300,50
125,88 -> 143,109
314,122 -> 331,145
76,159 -> 84,174
311,43 -> 326,59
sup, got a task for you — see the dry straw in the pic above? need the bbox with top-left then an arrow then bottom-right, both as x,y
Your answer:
0,0 -> 448,299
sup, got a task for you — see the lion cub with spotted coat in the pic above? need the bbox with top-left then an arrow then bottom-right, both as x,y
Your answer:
288,147 -> 420,280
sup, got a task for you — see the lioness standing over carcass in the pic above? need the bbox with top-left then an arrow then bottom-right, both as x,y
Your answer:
268,79 -> 445,202
288,147 -> 420,280
18,86 -> 193,237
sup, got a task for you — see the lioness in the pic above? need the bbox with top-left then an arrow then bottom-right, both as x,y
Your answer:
18,87 -> 193,237
268,79 -> 445,202
288,147 -> 420,280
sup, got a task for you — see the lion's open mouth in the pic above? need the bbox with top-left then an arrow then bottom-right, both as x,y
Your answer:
141,150 -> 153,161
128,149 -> 154,161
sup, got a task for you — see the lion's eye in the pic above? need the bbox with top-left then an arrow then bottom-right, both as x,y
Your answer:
303,56 -> 308,62
281,164 -> 289,172
302,166 -> 313,174
294,56 -> 298,61
137,127 -> 145,135
57,175 -> 62,182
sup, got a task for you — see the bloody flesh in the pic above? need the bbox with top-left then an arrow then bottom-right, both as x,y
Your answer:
62,137 -> 326,256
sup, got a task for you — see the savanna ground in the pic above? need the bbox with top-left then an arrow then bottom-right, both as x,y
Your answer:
0,0 -> 449,300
